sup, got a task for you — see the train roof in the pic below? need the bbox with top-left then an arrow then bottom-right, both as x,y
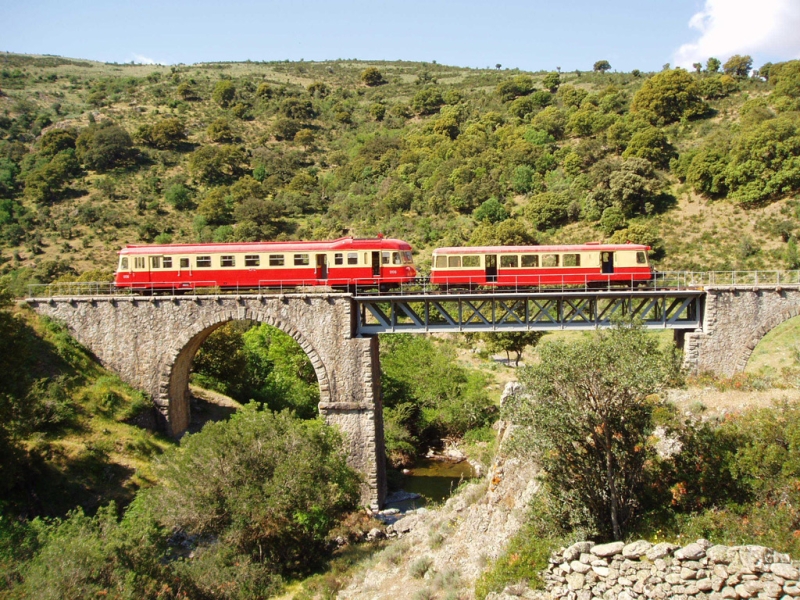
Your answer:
118,237 -> 413,255
433,243 -> 650,254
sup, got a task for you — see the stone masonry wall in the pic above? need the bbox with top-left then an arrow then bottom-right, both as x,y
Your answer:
27,294 -> 386,508
523,539 -> 800,600
683,286 -> 800,376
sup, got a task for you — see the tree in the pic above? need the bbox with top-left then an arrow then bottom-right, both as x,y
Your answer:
503,324 -> 674,540
692,62 -> 702,74
723,54 -> 753,78
523,191 -> 572,230
496,75 -> 535,102
360,66 -> 385,87
542,71 -> 561,93
177,81 -> 196,100
622,127 -> 676,167
136,117 -> 186,149
593,60 -> 611,73
207,118 -> 233,143
152,405 -> 360,573
188,144 -> 248,184
164,183 -> 193,210
630,68 -> 709,125
473,196 -> 509,223
76,122 -> 136,171
411,86 -> 445,115
212,79 -> 236,107
706,57 -> 721,73
483,331 -> 544,366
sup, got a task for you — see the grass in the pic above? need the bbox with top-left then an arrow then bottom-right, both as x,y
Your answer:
746,314 -> 800,377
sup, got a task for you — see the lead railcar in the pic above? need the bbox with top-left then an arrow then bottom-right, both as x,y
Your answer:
114,237 -> 417,292
430,242 -> 653,288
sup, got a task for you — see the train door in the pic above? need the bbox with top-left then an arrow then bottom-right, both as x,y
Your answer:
602,252 -> 615,274
485,255 -> 498,283
371,252 -> 380,277
315,254 -> 327,280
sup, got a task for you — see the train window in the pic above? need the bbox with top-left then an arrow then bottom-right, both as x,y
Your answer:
402,251 -> 413,264
448,256 -> 461,268
196,256 -> 212,268
120,257 -> 129,269
434,256 -> 447,269
563,254 -> 580,267
347,252 -> 358,265
294,254 -> 309,266
636,251 -> 647,264
151,256 -> 161,269
221,255 -> 235,267
392,252 -> 402,265
382,252 -> 391,265
462,255 -> 480,268
180,258 -> 189,269
245,255 -> 260,267
163,257 -> 173,269
501,255 -> 518,268
334,253 -> 343,265
521,254 -> 539,267
269,254 -> 285,266
542,254 -> 559,267
134,257 -> 145,269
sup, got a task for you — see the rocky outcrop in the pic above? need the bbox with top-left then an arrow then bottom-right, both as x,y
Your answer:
489,538 -> 800,600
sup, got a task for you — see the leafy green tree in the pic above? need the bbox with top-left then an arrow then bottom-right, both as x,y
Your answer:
496,75 -> 535,102
411,86 -> 445,115
542,71 -> 561,92
593,60 -> 611,73
706,57 -> 721,73
473,196 -> 509,223
272,117 -> 302,141
177,81 -> 195,100
557,85 -> 588,108
164,183 -> 194,211
280,98 -> 315,120
307,81 -> 330,97
600,205 -> 626,235
360,66 -> 385,87
369,102 -> 387,121
504,324 -> 674,540
207,118 -> 234,142
630,68 -> 709,125
523,191 -> 572,230
693,62 -> 703,74
531,106 -> 567,139
136,117 -> 186,149
723,54 -> 753,78
24,150 -> 81,204
212,79 -> 236,107
151,405 -> 360,574
483,331 -> 544,366
38,128 -> 77,158
188,144 -> 248,184
622,127 -> 676,167
196,186 -> 234,225
76,122 -> 136,171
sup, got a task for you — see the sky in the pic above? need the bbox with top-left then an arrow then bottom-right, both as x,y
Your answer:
1,0 -> 799,72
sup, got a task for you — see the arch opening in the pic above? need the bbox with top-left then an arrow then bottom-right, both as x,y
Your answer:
745,313 -> 800,380
162,313 -> 330,437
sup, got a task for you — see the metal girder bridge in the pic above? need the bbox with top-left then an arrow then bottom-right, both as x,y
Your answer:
353,290 -> 705,335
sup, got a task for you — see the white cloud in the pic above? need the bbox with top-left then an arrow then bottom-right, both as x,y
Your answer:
674,0 -> 800,69
131,53 -> 163,65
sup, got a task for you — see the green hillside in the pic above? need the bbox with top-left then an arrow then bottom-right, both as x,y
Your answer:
1,54 -> 799,294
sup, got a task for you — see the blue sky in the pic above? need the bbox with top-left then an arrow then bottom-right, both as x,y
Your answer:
1,0 -> 798,72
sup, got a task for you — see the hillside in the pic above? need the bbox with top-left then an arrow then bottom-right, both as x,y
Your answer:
1,54 -> 799,294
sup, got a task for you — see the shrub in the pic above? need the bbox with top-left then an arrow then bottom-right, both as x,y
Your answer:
212,79 -> 236,107
361,67 -> 386,86
76,122 -> 136,171
630,69 -> 709,125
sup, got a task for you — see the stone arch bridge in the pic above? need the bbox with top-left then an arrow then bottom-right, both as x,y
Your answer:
26,284 -> 800,507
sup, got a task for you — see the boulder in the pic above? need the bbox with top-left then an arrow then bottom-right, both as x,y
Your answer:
622,540 -> 652,559
591,541 -> 624,558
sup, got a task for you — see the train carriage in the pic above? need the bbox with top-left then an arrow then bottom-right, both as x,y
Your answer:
430,242 -> 653,288
114,237 -> 416,292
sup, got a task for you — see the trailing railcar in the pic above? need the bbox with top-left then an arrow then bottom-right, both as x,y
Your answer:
430,243 -> 653,288
114,237 -> 416,292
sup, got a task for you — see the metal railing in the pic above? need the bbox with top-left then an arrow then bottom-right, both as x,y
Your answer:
25,270 -> 800,299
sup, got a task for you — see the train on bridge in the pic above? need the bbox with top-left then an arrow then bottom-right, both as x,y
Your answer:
113,238 -> 653,292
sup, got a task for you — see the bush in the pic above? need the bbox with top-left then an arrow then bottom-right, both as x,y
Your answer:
151,405 -> 361,575
630,69 -> 709,125
76,121 -> 136,171
360,67 -> 385,87
212,79 -> 236,107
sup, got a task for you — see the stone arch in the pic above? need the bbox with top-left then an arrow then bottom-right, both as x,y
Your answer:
157,307 -> 331,436
735,305 -> 800,373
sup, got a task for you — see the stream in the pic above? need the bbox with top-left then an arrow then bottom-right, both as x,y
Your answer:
389,458 -> 477,511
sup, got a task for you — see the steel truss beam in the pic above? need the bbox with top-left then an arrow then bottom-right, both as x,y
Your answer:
354,291 -> 704,335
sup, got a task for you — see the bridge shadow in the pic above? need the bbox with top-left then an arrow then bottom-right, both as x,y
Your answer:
187,384 -> 242,434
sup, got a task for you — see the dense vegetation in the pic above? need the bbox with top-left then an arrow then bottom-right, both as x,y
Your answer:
1,54 -> 800,296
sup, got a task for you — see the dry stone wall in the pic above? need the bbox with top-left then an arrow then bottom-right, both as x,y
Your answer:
26,294 -> 386,508
495,539 -> 800,600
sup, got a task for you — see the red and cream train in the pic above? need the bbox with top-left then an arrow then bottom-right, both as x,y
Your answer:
113,237 -> 653,292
